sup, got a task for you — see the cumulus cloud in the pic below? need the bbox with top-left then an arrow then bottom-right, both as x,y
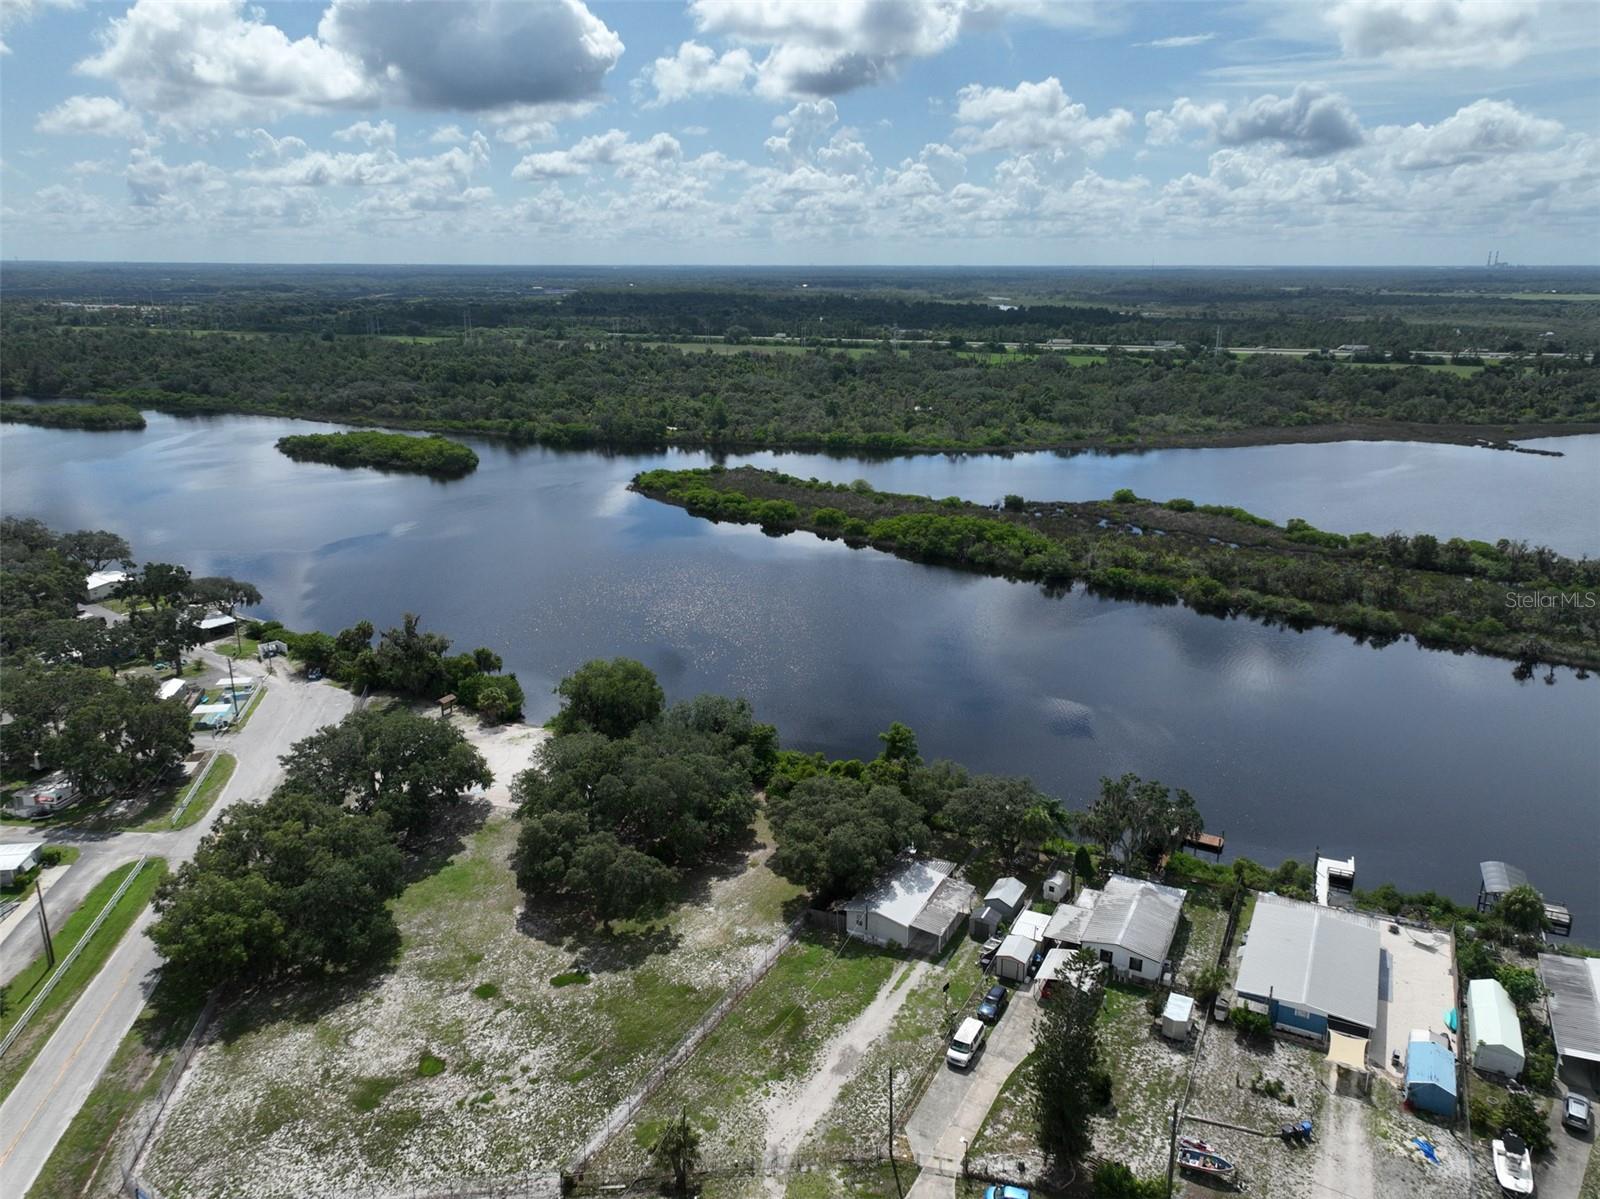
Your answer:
953,77 -> 1134,158
1323,0 -> 1542,69
333,120 -> 395,148
636,40 -> 755,107
1376,98 -> 1563,170
35,94 -> 146,140
1148,86 -> 1362,158
0,0 -> 79,55
75,0 -> 621,130
512,130 -> 683,180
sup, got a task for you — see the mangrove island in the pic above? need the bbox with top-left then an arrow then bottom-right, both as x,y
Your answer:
275,430 -> 479,477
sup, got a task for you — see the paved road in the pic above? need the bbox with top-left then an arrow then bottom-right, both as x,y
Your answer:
905,987 -> 1041,1198
1533,1079 -> 1595,1199
0,655 -> 352,1197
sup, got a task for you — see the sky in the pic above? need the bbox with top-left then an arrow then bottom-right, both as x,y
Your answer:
0,0 -> 1596,266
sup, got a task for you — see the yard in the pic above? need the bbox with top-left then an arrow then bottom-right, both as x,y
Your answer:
142,810 -> 804,1197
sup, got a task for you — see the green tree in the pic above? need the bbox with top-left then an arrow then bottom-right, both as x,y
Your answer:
651,1107 -> 702,1194
188,575 -> 262,652
944,775 -> 1053,861
150,791 -> 404,993
553,657 -> 665,739
1496,884 -> 1548,935
57,529 -> 132,571
1082,773 -> 1203,868
280,707 -> 491,841
1030,948 -> 1105,1163
1494,964 -> 1543,1008
1073,844 -> 1094,890
766,775 -> 927,900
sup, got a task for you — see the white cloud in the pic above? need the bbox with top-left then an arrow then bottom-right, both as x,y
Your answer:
953,77 -> 1133,158
35,94 -> 146,141
1139,33 -> 1215,48
1323,0 -> 1541,69
428,124 -> 467,145
512,130 -> 683,180
333,119 -> 395,148
687,0 -> 1096,99
1146,86 -> 1363,158
1376,98 -> 1564,170
637,40 -> 755,107
0,0 -> 79,55
76,0 -> 621,131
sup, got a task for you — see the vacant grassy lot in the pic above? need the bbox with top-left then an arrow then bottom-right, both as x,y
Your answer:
0,859 -> 167,1099
126,753 -> 236,832
143,811 -> 802,1196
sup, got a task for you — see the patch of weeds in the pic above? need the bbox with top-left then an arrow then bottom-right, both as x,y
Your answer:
550,970 -> 591,987
351,1076 -> 403,1112
472,982 -> 500,1000
417,1051 -> 446,1078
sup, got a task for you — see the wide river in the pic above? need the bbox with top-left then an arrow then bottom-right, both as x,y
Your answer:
4,414 -> 1597,934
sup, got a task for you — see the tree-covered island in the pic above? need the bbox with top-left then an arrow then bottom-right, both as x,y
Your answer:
0,401 -> 145,431
275,430 -> 479,477
633,466 -> 1600,670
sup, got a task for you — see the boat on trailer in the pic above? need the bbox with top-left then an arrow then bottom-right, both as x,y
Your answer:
1492,1131 -> 1535,1194
1178,1145 -> 1237,1180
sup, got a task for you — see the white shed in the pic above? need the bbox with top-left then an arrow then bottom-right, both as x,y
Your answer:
1042,870 -> 1071,903
0,841 -> 45,885
1161,993 -> 1196,1041
1467,977 -> 1526,1078
1011,909 -> 1051,942
84,570 -> 128,601
994,931 -> 1040,983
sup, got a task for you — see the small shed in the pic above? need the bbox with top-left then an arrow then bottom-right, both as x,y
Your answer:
972,876 -> 1028,941
1042,870 -> 1071,903
994,931 -> 1040,983
1161,993 -> 1196,1041
1467,978 -> 1526,1078
259,640 -> 289,659
157,678 -> 187,701
1404,1039 -> 1458,1117
0,841 -> 45,886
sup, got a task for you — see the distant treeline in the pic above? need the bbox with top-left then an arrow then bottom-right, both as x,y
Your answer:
2,326 -> 1596,453
275,430 -> 478,477
0,401 -> 145,430
634,466 -> 1600,671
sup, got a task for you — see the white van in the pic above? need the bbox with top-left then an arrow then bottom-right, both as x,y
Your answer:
947,1017 -> 987,1069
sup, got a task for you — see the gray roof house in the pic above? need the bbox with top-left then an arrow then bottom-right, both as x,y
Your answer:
1235,894 -> 1382,1039
842,857 -> 976,956
1079,875 -> 1186,982
1538,954 -> 1600,1076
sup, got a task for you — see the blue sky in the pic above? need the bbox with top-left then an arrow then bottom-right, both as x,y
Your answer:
1,0 -> 1596,265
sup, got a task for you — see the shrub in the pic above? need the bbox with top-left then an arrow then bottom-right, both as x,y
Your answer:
1500,1091 -> 1551,1154
1164,497 -> 1196,512
418,1051 -> 446,1077
1092,1161 -> 1164,1198
1111,488 -> 1139,503
1231,1007 -> 1272,1039
1003,493 -> 1025,511
811,506 -> 846,528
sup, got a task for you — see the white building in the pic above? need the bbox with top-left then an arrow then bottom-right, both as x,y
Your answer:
1079,875 -> 1187,983
1466,978 -> 1525,1079
0,841 -> 45,886
1042,869 -> 1070,903
994,930 -> 1040,983
1044,887 -> 1102,946
84,570 -> 128,602
842,857 -> 976,956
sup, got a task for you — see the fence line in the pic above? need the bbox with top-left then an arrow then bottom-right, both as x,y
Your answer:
118,991 -> 220,1192
566,918 -> 803,1177
166,750 -> 218,827
0,855 -> 149,1059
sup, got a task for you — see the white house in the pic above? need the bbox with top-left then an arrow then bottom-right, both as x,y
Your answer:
1079,875 -> 1187,983
84,570 -> 128,602
1467,978 -> 1526,1078
842,857 -> 976,956
0,841 -> 45,886
1044,887 -> 1102,946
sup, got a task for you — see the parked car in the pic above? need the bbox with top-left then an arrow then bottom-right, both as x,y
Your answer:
306,667 -> 323,681
982,1187 -> 1030,1199
947,1017 -> 987,1069
1563,1093 -> 1593,1133
978,935 -> 1004,969
1026,948 -> 1046,979
977,984 -> 1009,1023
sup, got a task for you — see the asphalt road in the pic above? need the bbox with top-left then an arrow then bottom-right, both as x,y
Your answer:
905,985 -> 1041,1197
0,654 -> 352,1197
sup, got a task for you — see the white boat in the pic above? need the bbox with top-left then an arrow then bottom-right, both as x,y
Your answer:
1492,1132 -> 1534,1195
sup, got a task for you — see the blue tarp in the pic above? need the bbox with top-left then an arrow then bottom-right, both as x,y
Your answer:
1405,1041 -> 1458,1117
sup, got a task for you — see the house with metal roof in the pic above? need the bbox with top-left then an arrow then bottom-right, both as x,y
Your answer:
1538,954 -> 1600,1083
1235,894 -> 1382,1042
841,857 -> 975,956
1079,874 -> 1186,983
1466,978 -> 1525,1079
1044,886 -> 1101,946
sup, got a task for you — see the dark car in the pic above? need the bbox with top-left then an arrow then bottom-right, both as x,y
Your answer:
1026,948 -> 1046,979
977,984 -> 1009,1023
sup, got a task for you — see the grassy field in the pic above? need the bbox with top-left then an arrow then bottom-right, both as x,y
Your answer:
0,845 -> 79,898
23,980 -> 206,1199
0,859 -> 168,1099
142,811 -> 803,1196
127,753 -> 236,832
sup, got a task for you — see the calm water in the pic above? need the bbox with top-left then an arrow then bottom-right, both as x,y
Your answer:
4,414 -> 1597,934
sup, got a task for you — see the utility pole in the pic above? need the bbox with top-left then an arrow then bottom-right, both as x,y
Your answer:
888,1067 -> 904,1199
35,877 -> 55,967
1166,1100 -> 1179,1196
225,650 -> 240,726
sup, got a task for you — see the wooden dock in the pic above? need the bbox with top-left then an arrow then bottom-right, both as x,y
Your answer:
1183,831 -> 1225,859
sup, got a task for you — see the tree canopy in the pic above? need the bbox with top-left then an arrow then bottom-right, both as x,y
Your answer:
280,706 -> 491,842
1029,949 -> 1106,1164
552,657 -> 665,739
150,790 -> 405,993
1082,773 -> 1203,869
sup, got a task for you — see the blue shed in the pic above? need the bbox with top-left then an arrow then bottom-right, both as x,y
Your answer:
1405,1040 -> 1457,1117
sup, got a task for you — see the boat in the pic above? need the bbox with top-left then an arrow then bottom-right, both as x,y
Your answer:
1177,1146 -> 1237,1179
1179,1135 -> 1218,1153
1492,1131 -> 1535,1195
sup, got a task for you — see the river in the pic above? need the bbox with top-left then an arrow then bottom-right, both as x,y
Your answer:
3,413 -> 1596,934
